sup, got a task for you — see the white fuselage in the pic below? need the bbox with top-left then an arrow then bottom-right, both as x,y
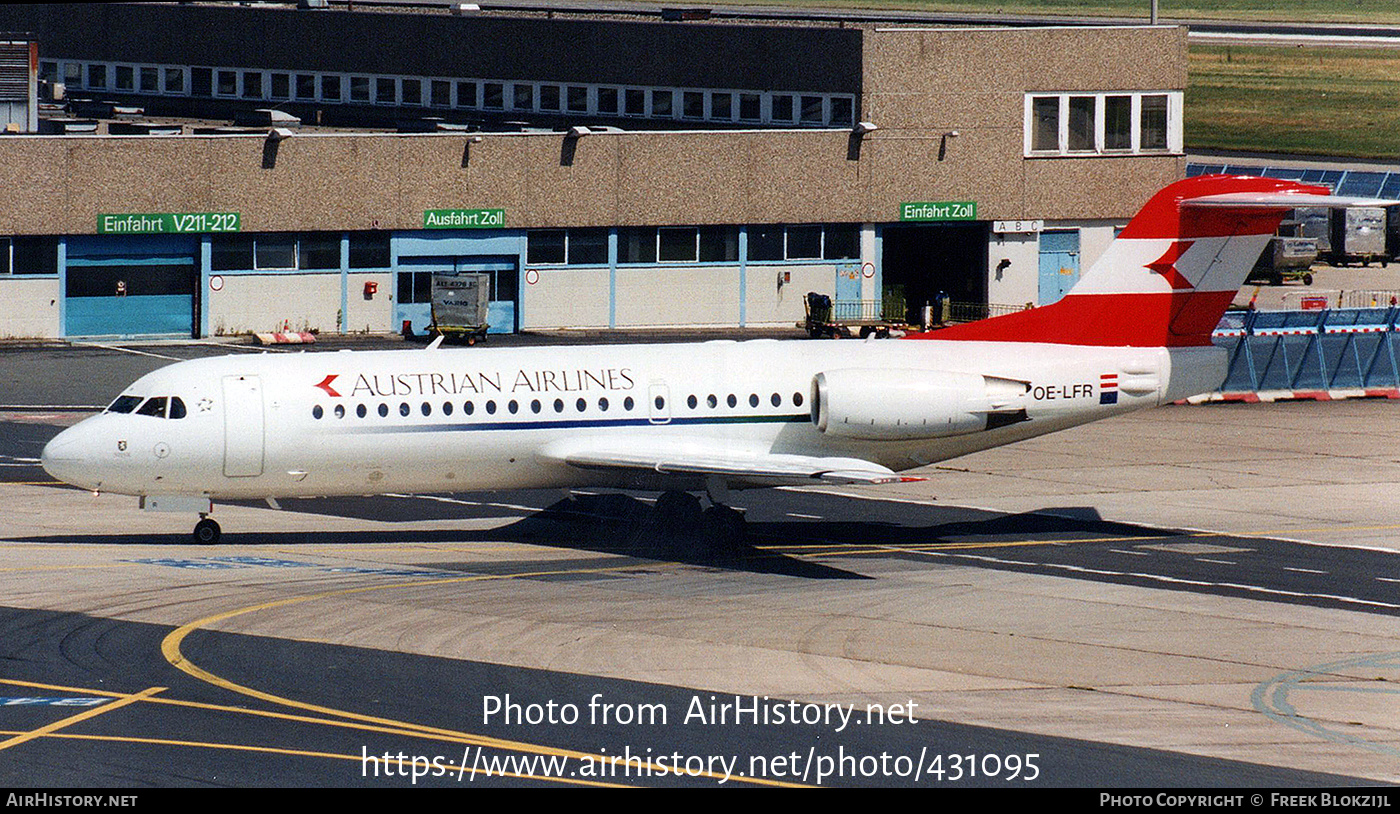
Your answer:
40,337 -> 1224,502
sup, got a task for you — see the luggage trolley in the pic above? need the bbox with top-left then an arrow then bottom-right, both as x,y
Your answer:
428,272 -> 491,345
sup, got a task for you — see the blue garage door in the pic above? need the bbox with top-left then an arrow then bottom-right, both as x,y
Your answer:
396,255 -> 518,335
65,254 -> 197,337
1038,229 -> 1081,306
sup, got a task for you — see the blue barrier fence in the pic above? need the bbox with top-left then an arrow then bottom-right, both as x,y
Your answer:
1211,308 -> 1400,399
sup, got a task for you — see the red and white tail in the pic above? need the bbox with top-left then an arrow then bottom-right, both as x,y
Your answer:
914,175 -> 1382,348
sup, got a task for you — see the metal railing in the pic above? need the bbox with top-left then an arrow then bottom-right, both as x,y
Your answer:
1212,307 -> 1400,396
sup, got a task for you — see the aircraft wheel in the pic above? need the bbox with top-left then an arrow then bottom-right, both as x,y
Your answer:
654,490 -> 702,523
194,518 -> 221,545
703,505 -> 746,549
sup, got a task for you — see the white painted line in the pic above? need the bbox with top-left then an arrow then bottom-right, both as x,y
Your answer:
1284,566 -> 1328,575
1109,548 -> 1151,556
70,342 -> 182,361
935,551 -> 1400,611
1376,577 -> 1400,584
1196,558 -> 1237,565
786,513 -> 824,520
385,493 -> 545,513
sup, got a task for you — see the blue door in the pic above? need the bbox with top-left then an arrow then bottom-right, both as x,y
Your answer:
397,255 -> 518,336
835,262 -> 862,302
1037,230 -> 1080,306
65,254 -> 197,337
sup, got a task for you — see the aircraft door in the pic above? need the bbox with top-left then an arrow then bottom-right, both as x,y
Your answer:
648,382 -> 671,425
222,375 -> 265,477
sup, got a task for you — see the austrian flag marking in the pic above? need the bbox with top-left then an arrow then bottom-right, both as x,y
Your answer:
1100,373 -> 1119,405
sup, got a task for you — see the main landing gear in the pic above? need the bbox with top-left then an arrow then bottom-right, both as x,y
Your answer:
194,516 -> 221,545
652,489 -> 747,551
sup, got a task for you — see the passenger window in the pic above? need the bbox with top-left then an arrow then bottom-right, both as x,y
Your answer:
793,392 -> 804,407
136,397 -> 167,418
749,394 -> 759,407
727,394 -> 737,408
486,400 -> 497,414
687,395 -> 697,409
655,396 -> 666,410
169,397 -> 187,419
443,402 -> 453,416
400,402 -> 410,417
357,404 -> 367,418
707,394 -> 717,408
531,399 -> 542,414
378,403 -> 389,417
624,397 -> 634,411
554,399 -> 564,413
598,397 -> 609,411
421,402 -> 431,416
465,401 -> 475,415
770,393 -> 780,407
575,398 -> 586,412
334,404 -> 345,419
313,405 -> 324,419
508,400 -> 519,414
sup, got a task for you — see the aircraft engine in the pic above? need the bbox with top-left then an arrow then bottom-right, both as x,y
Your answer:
810,368 -> 1030,440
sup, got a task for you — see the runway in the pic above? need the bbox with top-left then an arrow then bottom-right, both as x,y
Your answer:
3,341 -> 1400,786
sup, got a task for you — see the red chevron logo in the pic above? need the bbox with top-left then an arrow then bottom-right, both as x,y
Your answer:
315,374 -> 342,398
1146,241 -> 1196,290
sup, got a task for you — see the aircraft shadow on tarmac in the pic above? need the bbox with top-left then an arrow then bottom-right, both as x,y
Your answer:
12,488 -> 1185,582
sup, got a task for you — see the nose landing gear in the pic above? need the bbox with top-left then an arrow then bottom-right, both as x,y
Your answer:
194,516 -> 221,545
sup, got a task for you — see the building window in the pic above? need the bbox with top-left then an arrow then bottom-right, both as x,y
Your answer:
300,234 -> 340,270
191,67 -> 211,96
321,75 -> 342,102
254,236 -> 297,270
456,80 -> 477,108
115,65 -> 134,92
398,270 -> 433,304
4,237 -> 59,275
567,86 -> 588,113
619,227 -> 656,263
698,226 -> 739,262
800,95 -> 823,125
650,89 -> 673,117
350,76 -> 371,103
269,73 -> 289,99
163,67 -> 185,94
1026,91 -> 1181,156
527,229 -> 607,265
598,87 -> 619,115
683,91 -> 704,119
484,82 -> 504,109
511,83 -> 532,111
710,92 -> 732,121
216,69 -> 237,97
1104,94 -> 1132,151
376,77 -> 396,105
786,225 -> 822,259
1141,94 -> 1169,150
739,93 -> 761,122
830,97 -> 854,126
526,230 -> 566,265
432,80 -> 451,107
242,71 -> 263,99
348,232 -> 390,268
140,67 -> 159,93
296,73 -> 316,100
402,78 -> 421,105
540,85 -> 560,111
771,94 -> 794,123
624,89 -> 645,116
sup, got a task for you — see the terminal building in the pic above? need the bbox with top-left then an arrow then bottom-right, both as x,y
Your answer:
0,2 -> 1186,339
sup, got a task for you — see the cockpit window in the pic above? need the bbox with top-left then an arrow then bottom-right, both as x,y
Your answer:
169,397 -> 187,419
135,397 -> 168,418
106,394 -> 143,414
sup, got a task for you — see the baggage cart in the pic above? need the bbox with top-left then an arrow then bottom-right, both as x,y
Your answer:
428,272 -> 490,344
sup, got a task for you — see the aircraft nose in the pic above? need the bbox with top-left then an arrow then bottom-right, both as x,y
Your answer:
41,424 -> 99,489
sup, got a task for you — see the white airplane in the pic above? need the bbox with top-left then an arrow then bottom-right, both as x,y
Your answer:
41,175 -> 1393,545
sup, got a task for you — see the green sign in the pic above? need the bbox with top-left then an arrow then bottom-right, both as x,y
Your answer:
97,212 -> 241,234
899,201 -> 977,222
424,208 -> 506,229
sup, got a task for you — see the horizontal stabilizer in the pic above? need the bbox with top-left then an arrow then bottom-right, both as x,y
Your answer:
1183,192 -> 1400,209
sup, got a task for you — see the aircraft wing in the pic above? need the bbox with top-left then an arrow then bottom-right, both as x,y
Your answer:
543,443 -> 909,486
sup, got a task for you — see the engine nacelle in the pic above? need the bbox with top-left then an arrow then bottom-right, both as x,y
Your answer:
811,368 -> 1029,440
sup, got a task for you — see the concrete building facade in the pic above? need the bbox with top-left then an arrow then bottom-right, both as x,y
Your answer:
0,3 -> 1186,339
